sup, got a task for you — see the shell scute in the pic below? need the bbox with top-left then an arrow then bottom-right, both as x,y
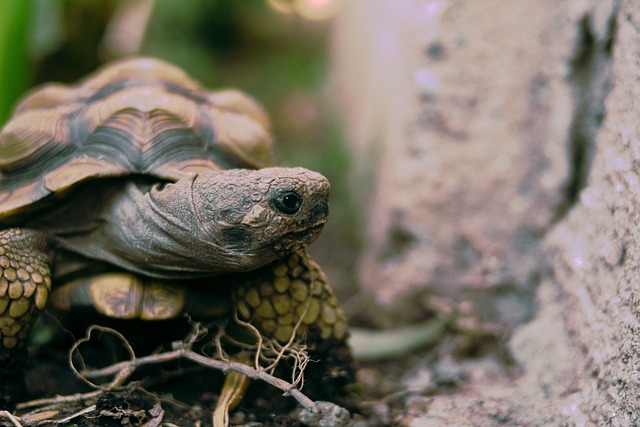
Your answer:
42,156 -> 129,193
12,84 -> 76,114
0,106 -> 75,169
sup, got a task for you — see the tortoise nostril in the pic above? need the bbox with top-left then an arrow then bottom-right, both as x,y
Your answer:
311,202 -> 329,217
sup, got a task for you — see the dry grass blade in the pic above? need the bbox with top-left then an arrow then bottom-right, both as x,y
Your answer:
212,359 -> 250,427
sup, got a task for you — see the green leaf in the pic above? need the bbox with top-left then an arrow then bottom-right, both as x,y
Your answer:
0,0 -> 32,126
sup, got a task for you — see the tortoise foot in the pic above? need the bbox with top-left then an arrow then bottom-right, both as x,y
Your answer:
0,228 -> 51,408
235,251 -> 349,345
234,251 -> 355,401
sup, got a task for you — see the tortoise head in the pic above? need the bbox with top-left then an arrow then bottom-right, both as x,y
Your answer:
190,167 -> 330,270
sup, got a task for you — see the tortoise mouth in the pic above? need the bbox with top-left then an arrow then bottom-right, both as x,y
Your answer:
282,223 -> 325,245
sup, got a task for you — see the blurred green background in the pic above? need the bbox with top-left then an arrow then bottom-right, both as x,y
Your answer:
0,0 -> 359,299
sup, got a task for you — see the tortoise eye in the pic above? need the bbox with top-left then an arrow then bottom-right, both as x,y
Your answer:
274,191 -> 302,214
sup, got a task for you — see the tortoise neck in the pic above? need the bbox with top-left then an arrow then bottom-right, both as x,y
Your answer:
100,178 -> 232,278
45,178 -> 236,279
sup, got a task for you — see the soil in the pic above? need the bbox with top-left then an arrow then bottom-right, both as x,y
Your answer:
10,311 -> 358,427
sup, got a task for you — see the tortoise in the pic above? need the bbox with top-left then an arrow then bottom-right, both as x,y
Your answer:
0,57 -> 351,408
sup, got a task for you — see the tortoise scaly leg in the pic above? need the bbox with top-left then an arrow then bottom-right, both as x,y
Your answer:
233,251 -> 354,401
214,251 -> 352,422
0,228 -> 51,408
236,251 -> 349,345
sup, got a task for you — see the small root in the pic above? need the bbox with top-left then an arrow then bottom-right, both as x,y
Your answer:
68,325 -> 137,390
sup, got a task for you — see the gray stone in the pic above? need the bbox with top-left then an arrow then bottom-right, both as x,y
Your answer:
332,0 -> 639,424
332,0 -> 581,326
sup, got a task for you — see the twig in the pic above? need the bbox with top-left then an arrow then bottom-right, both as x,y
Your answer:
184,349 -> 317,412
0,410 -> 23,427
46,405 -> 96,425
16,391 -> 102,411
81,347 -> 319,413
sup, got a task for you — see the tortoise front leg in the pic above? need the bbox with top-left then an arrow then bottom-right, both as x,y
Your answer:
0,228 -> 51,408
235,251 -> 349,345
233,251 -> 354,400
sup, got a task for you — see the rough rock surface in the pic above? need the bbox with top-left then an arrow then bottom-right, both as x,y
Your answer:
533,1 -> 640,422
332,0 -> 640,424
332,0 -> 586,326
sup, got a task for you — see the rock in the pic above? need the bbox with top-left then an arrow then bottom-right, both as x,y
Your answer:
332,0 -> 640,424
331,0 -> 578,326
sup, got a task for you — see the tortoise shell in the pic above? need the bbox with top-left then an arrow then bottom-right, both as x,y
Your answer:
0,57 -> 275,221
0,59 -> 352,412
